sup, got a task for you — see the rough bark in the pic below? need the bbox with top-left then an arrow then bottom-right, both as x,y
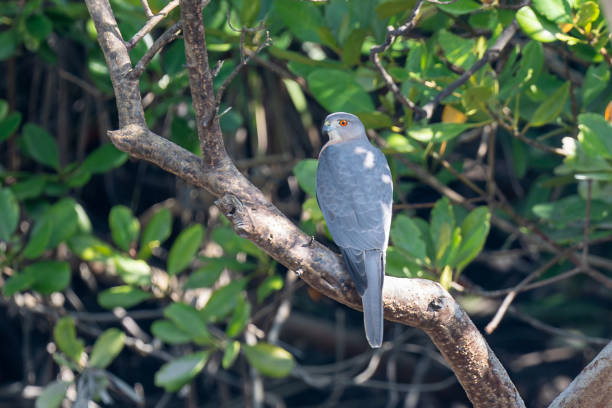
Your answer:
85,0 -> 526,406
548,341 -> 612,408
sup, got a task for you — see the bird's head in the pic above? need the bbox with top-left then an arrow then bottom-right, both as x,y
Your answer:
322,112 -> 367,142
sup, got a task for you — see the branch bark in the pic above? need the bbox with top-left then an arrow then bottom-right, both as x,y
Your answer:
85,0 -> 526,406
548,340 -> 612,408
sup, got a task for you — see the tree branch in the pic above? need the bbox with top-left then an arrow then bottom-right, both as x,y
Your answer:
180,0 -> 227,167
86,0 -> 525,405
548,340 -> 612,408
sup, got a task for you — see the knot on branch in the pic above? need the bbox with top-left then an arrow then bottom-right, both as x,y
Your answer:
215,193 -> 254,238
427,296 -> 444,313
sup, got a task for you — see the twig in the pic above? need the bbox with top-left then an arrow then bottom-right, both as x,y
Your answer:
140,0 -> 154,18
484,252 -> 570,334
422,20 -> 518,119
214,16 -> 272,109
508,307 -> 610,346
468,267 -> 582,297
129,21 -> 182,79
370,0 -> 427,117
126,0 -> 180,49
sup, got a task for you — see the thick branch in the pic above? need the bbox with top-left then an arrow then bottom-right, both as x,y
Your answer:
180,0 -> 227,167
84,0 -> 146,128
87,0 -> 525,405
109,124 -> 525,408
548,341 -> 612,408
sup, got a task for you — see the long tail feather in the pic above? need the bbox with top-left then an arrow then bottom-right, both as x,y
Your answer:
363,250 -> 384,348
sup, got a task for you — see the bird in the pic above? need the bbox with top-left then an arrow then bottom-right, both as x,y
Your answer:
316,112 -> 393,348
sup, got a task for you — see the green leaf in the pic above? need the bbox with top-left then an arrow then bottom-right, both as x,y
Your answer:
3,272 -> 36,296
243,343 -> 295,378
0,111 -> 22,142
167,224 -> 204,275
21,123 -> 60,169
81,143 -> 128,173
154,351 -> 210,392
200,279 -> 248,323
53,317 -> 84,362
342,28 -> 368,67
582,64 -> 610,106
439,30 -> 476,69
89,328 -> 125,368
151,320 -> 193,344
452,207 -> 490,273
46,198 -> 79,248
0,100 -> 7,119
577,113 -> 612,159
532,194 -> 610,227
10,174 -> 46,200
113,255 -> 151,285
222,341 -> 241,369
530,81 -> 570,127
257,275 -> 283,303
226,296 -> 251,338
139,207 -> 172,259
26,261 -> 71,294
184,265 -> 224,289
23,216 -> 53,259
0,188 -> 19,241
516,6 -> 560,43
407,123 -> 473,143
357,112 -> 392,129
35,381 -> 70,408
98,286 -> 151,309
0,30 -> 18,61
384,133 -> 420,154
436,0 -> 481,15
273,0 -> 322,43
307,69 -> 374,113
26,14 -> 53,40
68,234 -> 115,261
430,197 -> 455,266
109,205 -> 140,251
375,0 -> 417,19
293,159 -> 318,196
575,1 -> 599,27
531,0 -> 572,23
390,215 -> 427,260
164,303 -> 210,343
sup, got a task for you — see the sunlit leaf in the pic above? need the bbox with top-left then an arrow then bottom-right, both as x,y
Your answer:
98,286 -> 151,309
243,343 -> 295,378
53,317 -> 84,363
154,351 -> 210,392
89,328 -> 125,368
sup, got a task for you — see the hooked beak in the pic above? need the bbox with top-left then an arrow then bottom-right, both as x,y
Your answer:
322,120 -> 332,136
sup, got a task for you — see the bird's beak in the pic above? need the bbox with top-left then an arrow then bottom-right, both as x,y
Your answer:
322,121 -> 332,136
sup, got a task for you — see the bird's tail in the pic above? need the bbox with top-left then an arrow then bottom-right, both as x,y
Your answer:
363,250 -> 384,348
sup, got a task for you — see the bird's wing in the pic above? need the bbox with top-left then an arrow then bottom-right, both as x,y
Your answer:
316,140 -> 393,252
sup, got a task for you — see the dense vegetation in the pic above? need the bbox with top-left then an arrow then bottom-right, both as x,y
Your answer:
0,0 -> 611,407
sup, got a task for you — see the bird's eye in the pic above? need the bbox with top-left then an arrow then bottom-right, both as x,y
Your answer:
338,119 -> 348,127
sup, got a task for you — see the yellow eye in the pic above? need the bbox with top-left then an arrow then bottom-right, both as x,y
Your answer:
338,119 -> 348,127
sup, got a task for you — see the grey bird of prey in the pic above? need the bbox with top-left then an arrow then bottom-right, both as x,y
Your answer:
316,112 -> 393,348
